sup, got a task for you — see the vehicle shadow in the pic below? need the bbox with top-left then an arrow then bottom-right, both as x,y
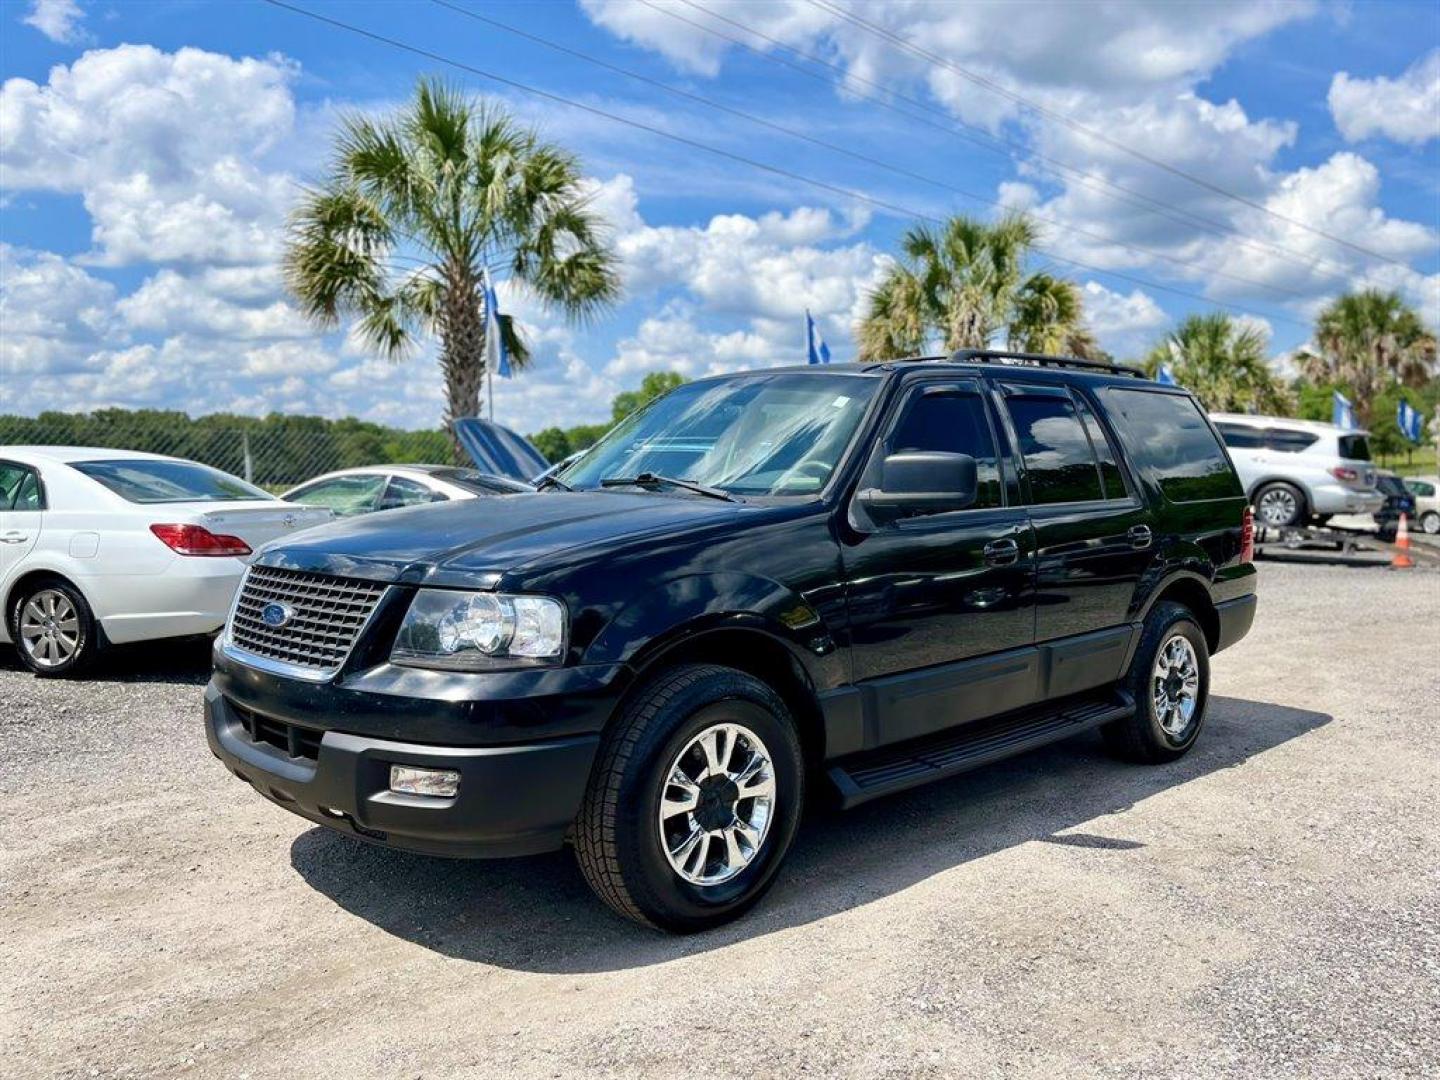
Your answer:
0,636 -> 213,685
289,695 -> 1329,973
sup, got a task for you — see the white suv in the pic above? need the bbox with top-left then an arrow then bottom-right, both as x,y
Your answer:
1210,414 -> 1383,527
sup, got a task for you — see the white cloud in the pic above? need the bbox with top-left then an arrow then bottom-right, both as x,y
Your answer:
0,44 -> 298,265
1079,282 -> 1168,358
1329,50 -> 1440,146
117,269 -> 310,340
21,0 -> 86,44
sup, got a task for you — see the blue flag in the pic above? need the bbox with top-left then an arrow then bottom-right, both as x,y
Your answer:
483,271 -> 511,379
805,309 -> 831,365
1397,399 -> 1423,443
1156,363 -> 1177,386
1332,390 -> 1355,430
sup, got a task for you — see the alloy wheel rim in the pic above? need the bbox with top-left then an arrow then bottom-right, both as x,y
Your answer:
1258,488 -> 1297,525
1152,634 -> 1200,737
658,721 -> 776,886
19,589 -> 80,668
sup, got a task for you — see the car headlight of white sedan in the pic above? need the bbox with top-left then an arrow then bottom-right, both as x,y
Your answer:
391,589 -> 566,669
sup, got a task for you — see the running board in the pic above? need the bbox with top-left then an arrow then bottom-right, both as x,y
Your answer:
827,689 -> 1134,808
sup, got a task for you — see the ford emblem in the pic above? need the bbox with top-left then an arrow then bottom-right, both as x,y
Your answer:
261,602 -> 295,628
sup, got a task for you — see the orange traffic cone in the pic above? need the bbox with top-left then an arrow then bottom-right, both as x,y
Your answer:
1391,512 -> 1415,569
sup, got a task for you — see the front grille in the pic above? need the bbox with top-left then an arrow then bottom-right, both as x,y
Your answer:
233,701 -> 322,761
229,565 -> 388,676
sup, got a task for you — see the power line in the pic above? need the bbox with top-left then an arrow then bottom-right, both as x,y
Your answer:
667,0 -> 1356,284
431,0 -> 1317,302
806,0 -> 1408,269
256,0 -> 1312,331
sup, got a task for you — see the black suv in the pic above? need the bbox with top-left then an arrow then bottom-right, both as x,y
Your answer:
205,350 -> 1257,931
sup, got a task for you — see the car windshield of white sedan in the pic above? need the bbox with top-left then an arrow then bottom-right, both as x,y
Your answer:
559,373 -> 878,497
73,460 -> 273,503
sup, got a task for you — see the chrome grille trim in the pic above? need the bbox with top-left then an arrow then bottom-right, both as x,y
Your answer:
224,565 -> 388,679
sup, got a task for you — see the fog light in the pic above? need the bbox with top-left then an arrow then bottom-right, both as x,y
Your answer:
389,764 -> 461,798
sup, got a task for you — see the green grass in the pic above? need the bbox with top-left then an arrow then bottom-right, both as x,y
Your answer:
1376,449 -> 1439,478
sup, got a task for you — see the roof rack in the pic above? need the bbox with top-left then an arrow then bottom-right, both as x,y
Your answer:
947,348 -> 1145,378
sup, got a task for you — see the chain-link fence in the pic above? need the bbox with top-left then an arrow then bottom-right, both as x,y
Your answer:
0,411 -> 459,492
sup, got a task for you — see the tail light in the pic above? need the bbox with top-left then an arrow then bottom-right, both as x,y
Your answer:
1329,466 -> 1359,482
149,523 -> 252,557
1239,506 -> 1255,563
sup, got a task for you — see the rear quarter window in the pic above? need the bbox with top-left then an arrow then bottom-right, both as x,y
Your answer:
1096,388 -> 1242,502
1337,434 -> 1371,461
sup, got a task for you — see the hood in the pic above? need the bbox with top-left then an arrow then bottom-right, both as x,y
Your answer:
453,417 -> 550,483
252,489 -> 754,584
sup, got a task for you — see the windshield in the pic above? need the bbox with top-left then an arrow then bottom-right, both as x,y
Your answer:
429,468 -> 532,495
559,373 -> 878,497
74,459 -> 273,504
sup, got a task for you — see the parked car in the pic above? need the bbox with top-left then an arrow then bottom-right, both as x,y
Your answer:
284,465 -> 531,518
0,447 -> 331,677
1209,413 -> 1383,527
1373,470 -> 1418,541
205,350 -> 1257,931
1402,476 -> 1440,534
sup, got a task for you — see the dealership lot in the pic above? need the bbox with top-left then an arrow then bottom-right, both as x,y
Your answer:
2,561 -> 1436,1079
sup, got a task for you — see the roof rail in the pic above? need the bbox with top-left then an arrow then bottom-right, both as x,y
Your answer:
947,348 -> 1145,378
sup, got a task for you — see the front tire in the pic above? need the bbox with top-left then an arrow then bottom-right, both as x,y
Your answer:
9,578 -> 98,678
574,664 -> 804,932
1104,601 -> 1210,764
1421,511 -> 1440,535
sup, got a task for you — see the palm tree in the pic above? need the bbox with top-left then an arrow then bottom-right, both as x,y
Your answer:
285,79 -> 621,434
855,213 -> 1095,360
1296,290 -> 1436,424
1143,313 -> 1291,413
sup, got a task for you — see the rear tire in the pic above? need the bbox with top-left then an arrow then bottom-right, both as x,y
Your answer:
1103,601 -> 1210,764
9,577 -> 99,678
574,664 -> 804,933
1253,482 -> 1306,527
1422,511 -> 1440,535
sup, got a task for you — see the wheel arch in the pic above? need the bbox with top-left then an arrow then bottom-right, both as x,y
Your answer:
2,567 -> 103,648
619,621 -> 828,771
1139,572 -> 1220,653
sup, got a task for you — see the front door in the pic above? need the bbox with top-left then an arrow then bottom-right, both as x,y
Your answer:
0,460 -> 44,594
840,377 -> 1037,746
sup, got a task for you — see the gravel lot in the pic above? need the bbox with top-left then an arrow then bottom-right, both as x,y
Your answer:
2,560 -> 1437,1079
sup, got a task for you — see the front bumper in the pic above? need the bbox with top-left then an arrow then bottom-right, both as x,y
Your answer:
205,683 -> 599,857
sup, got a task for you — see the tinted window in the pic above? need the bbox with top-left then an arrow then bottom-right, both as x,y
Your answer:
1074,394 -> 1126,500
887,388 -> 1002,510
1375,475 -> 1407,497
1005,394 -> 1105,505
1338,434 -> 1371,461
73,459 -> 270,504
1405,480 -> 1435,497
1264,429 -> 1319,453
1098,389 -> 1242,502
287,474 -> 386,516
1,463 -> 44,511
1217,423 -> 1265,449
379,476 -> 442,511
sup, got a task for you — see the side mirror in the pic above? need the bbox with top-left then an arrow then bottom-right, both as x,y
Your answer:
856,452 -> 978,522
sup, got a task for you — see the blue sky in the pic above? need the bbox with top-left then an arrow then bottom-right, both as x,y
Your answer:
3,0 -> 1437,434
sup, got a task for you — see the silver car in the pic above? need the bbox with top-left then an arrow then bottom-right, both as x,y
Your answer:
1210,414 -> 1384,527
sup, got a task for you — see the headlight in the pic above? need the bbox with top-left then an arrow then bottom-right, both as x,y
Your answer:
391,589 -> 566,668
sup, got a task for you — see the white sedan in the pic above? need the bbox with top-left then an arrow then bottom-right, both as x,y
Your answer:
283,464 -> 530,517
0,447 -> 332,677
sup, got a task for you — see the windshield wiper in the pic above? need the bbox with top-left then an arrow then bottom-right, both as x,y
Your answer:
534,474 -> 572,492
600,472 -> 740,503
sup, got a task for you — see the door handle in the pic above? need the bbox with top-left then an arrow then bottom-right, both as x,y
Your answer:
0,532 -> 28,544
983,538 -> 1020,566
1127,525 -> 1153,550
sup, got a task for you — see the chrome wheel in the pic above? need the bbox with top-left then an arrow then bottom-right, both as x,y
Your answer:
1422,512 -> 1440,536
659,722 -> 776,886
1151,634 -> 1200,736
19,589 -> 81,669
1257,486 -> 1299,526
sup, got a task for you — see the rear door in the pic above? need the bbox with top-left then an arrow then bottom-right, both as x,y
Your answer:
0,460 -> 44,586
994,381 -> 1154,696
842,375 -> 1038,744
